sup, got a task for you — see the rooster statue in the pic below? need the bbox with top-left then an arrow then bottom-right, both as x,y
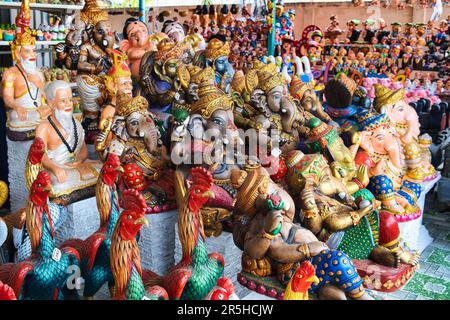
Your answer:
283,261 -> 319,300
163,167 -> 225,300
0,171 -> 80,299
25,137 -> 46,191
16,137 -> 66,263
0,281 -> 16,300
110,189 -> 168,300
61,153 -> 123,299
205,277 -> 239,300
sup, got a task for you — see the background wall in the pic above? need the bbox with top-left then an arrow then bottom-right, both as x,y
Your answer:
287,3 -> 450,35
108,3 -> 450,38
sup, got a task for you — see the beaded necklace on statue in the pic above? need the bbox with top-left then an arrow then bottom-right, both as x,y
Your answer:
16,64 -> 39,108
47,115 -> 78,163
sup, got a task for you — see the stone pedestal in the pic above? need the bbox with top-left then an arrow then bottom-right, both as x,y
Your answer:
54,197 -> 100,245
138,210 -> 178,276
174,227 -> 251,299
398,174 -> 440,253
87,144 -> 98,161
6,138 -> 32,212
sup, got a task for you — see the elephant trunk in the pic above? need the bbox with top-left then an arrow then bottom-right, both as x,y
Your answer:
143,117 -> 160,155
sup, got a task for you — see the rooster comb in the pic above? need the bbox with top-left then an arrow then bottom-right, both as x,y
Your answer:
190,167 -> 213,188
122,189 -> 147,214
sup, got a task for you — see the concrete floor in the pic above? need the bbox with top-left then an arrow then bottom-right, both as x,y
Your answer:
372,192 -> 450,300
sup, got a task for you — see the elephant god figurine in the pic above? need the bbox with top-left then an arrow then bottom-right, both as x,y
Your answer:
245,62 -> 307,154
284,150 -> 419,269
374,85 -> 436,181
231,163 -> 373,300
105,94 -> 176,212
170,79 -> 241,236
139,38 -> 187,113
354,108 -> 423,222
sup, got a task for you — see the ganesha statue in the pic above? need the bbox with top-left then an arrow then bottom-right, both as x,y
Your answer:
354,108 -> 423,222
290,78 -> 331,125
139,38 -> 186,113
63,1 -> 121,144
171,69 -> 241,236
374,85 -> 437,181
284,150 -> 419,269
243,62 -> 307,154
232,162 -> 372,300
104,94 -> 176,212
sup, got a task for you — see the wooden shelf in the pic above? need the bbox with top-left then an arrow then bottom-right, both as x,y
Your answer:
0,1 -> 83,11
0,40 -> 62,46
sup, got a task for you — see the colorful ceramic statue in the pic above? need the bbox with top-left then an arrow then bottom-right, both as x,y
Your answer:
75,2 -> 117,142
0,171 -> 81,299
139,38 -> 185,113
204,38 -> 235,93
110,190 -> 169,300
95,55 -> 133,155
323,74 -> 359,129
119,17 -> 152,81
346,19 -> 362,44
374,85 -> 436,181
2,0 -> 50,141
171,68 -> 239,235
105,94 -> 175,212
162,167 -> 226,299
59,154 -> 123,299
246,61 -> 306,153
354,108 -> 422,221
285,150 -> 419,269
33,80 -> 101,203
232,163 -> 371,300
290,78 -> 331,124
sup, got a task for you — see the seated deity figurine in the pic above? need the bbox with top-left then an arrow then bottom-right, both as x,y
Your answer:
374,85 -> 436,181
284,150 -> 419,268
289,79 -> 332,125
303,117 -> 365,191
139,38 -> 186,113
35,80 -> 102,203
95,55 -> 133,155
75,8 -> 118,142
204,37 -> 235,94
231,162 -> 372,300
2,26 -> 51,141
354,108 -> 422,221
119,17 -> 153,81
105,94 -> 175,211
171,68 -> 241,235
244,62 -> 306,154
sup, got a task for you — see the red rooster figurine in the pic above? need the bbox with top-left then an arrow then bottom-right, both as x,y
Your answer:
162,167 -> 224,300
110,189 -> 168,300
206,277 -> 239,300
0,281 -> 16,300
283,261 -> 319,300
60,153 -> 123,299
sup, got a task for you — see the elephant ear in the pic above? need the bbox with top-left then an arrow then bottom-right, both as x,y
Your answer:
245,69 -> 259,94
111,116 -> 128,141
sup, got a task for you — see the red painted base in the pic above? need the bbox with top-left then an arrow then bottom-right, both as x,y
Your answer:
353,259 -> 417,293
